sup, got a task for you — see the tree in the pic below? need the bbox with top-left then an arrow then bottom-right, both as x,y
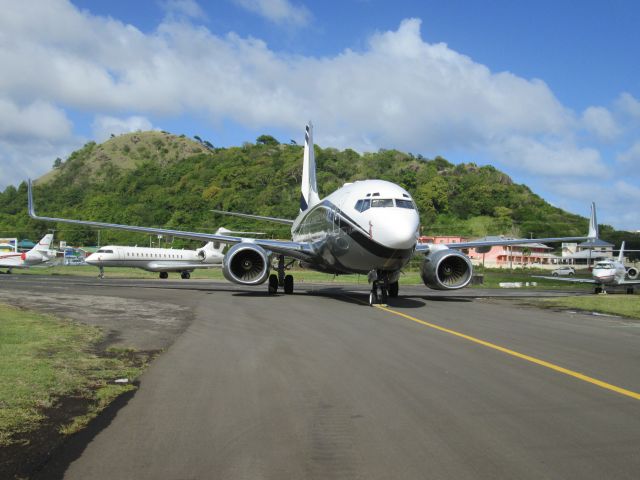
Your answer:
256,134 -> 279,146
53,157 -> 63,168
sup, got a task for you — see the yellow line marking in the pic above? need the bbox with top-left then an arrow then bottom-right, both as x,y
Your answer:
374,304 -> 640,401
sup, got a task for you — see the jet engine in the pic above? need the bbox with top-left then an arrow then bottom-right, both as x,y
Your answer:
21,251 -> 44,264
421,249 -> 473,290
627,267 -> 639,280
222,243 -> 271,285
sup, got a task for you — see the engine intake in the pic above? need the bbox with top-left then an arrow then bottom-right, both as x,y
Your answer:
222,243 -> 271,285
627,267 -> 638,280
421,249 -> 473,290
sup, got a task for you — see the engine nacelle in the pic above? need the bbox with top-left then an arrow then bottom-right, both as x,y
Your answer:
627,267 -> 639,280
222,243 -> 271,285
421,249 -> 473,290
22,251 -> 44,264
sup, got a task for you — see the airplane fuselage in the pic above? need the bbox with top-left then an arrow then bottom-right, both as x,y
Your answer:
592,261 -> 627,285
291,179 -> 420,274
86,245 -> 223,272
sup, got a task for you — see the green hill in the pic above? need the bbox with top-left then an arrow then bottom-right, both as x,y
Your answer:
1,131 -> 637,253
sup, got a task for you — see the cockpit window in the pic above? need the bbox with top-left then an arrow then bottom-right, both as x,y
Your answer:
395,199 -> 415,209
595,263 -> 613,269
371,198 -> 394,208
97,249 -> 114,254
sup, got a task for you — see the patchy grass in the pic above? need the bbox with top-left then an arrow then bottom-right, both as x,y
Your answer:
12,264 -> 595,290
537,295 -> 640,319
0,304 -> 150,447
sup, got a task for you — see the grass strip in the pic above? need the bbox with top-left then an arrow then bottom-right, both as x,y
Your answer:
0,304 -> 149,447
537,295 -> 640,319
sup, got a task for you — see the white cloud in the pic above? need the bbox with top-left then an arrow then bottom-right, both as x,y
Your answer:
160,0 -> 207,20
0,97 -> 72,140
617,141 -> 640,165
581,106 -> 621,141
91,115 -> 156,142
233,0 -> 310,26
615,92 -> 640,119
488,136 -> 607,177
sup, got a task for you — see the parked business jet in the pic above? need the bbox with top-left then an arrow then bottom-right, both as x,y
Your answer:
0,233 -> 56,273
28,122 -> 597,305
534,242 -> 640,294
85,228 -> 261,279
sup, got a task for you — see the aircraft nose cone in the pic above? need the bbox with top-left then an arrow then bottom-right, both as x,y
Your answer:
373,211 -> 419,249
85,254 -> 98,265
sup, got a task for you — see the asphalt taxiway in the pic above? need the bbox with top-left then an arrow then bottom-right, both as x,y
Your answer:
1,275 -> 639,479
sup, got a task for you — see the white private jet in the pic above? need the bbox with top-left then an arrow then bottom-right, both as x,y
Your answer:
28,122 -> 598,305
0,233 -> 56,273
535,242 -> 640,294
85,228 -> 262,279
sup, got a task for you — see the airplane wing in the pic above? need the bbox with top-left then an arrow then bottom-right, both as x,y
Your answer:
531,275 -> 597,284
415,235 -> 592,253
416,201 -> 597,253
210,209 -> 294,225
617,279 -> 640,285
28,180 -> 313,261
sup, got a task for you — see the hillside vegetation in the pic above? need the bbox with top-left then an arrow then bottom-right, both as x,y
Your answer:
0,131 -> 635,251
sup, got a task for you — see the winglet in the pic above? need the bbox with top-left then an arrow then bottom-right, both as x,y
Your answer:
27,179 -> 37,218
587,202 -> 598,240
618,241 -> 625,263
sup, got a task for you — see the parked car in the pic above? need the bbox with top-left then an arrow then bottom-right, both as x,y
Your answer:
551,266 -> 575,276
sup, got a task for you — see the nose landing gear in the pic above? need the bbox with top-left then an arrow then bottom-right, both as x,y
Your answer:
368,271 -> 399,306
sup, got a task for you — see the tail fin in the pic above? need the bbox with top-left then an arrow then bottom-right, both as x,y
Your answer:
587,202 -> 599,240
300,122 -> 320,212
618,241 -> 625,263
31,233 -> 53,252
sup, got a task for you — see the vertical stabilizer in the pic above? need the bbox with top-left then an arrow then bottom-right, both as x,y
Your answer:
300,122 -> 320,212
587,202 -> 599,240
618,241 -> 625,263
31,234 -> 53,252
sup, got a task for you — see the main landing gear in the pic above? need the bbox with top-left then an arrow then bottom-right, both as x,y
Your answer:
180,271 -> 191,280
368,270 -> 399,306
268,254 -> 295,295
159,272 -> 168,279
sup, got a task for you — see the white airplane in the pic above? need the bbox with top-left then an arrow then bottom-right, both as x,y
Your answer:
535,242 -> 640,294
85,228 -> 262,279
27,122 -> 597,305
0,233 -> 56,273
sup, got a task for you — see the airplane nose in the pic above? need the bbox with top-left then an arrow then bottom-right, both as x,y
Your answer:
85,254 -> 98,265
373,211 -> 419,249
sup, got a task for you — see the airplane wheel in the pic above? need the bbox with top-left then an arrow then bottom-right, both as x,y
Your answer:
388,281 -> 399,298
160,272 -> 168,279
627,287 -> 634,294
594,287 -> 602,294
284,275 -> 294,294
181,271 -> 190,279
369,290 -> 378,306
268,274 -> 278,294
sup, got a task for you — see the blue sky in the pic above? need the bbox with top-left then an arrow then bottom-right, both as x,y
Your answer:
1,0 -> 639,231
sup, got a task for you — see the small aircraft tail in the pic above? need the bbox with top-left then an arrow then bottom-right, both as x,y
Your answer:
300,122 -> 320,212
588,202 -> 599,240
31,233 -> 54,252
618,241 -> 626,263
201,228 -> 266,253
